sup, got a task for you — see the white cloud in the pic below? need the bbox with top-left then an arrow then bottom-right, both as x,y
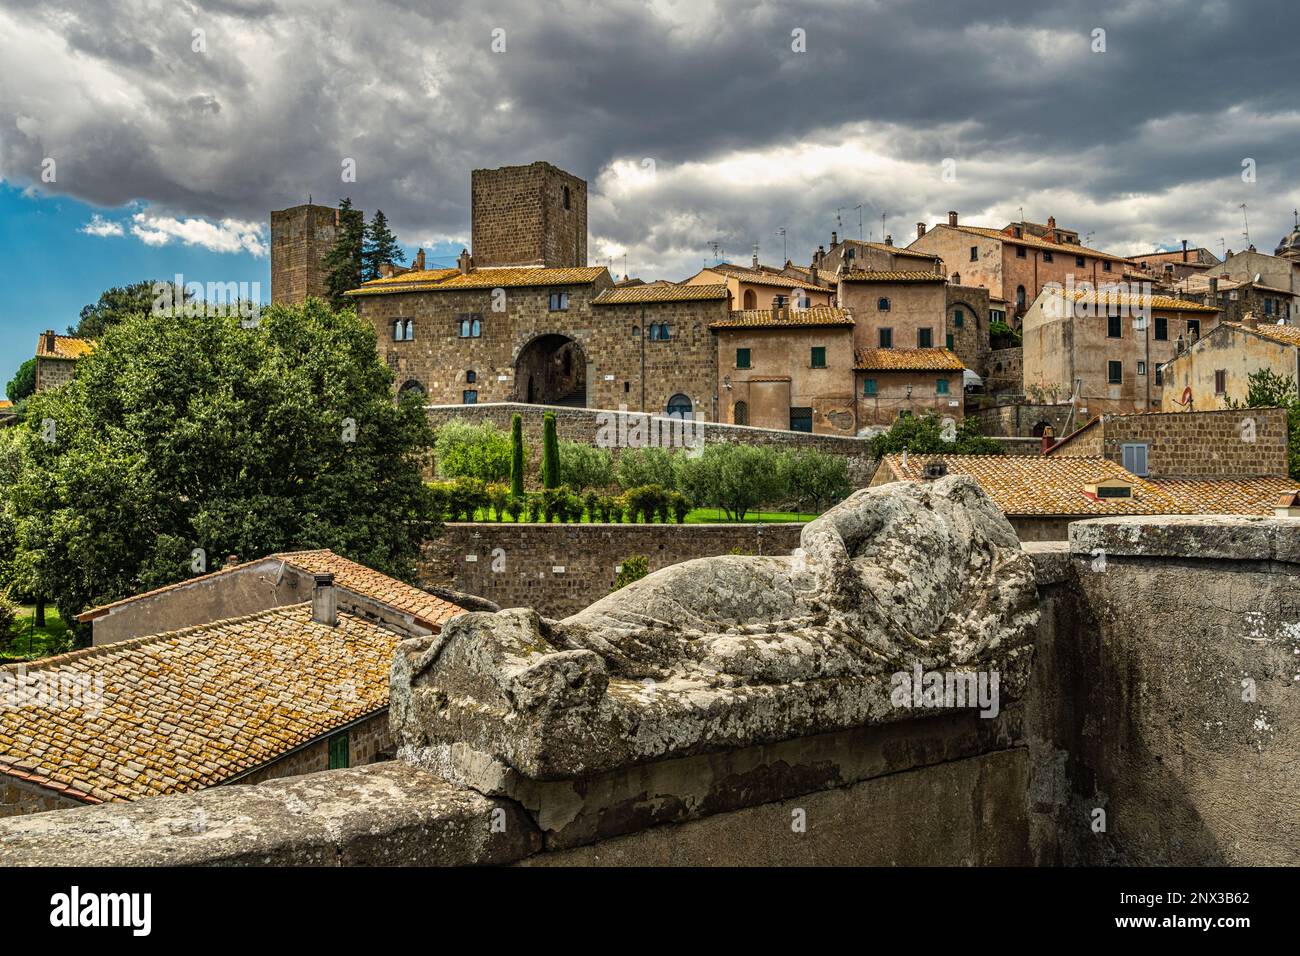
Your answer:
128,212 -> 268,256
80,214 -> 124,237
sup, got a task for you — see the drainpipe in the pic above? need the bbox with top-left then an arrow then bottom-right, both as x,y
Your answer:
639,307 -> 646,413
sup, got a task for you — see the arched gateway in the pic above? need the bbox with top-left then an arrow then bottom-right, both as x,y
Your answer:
515,333 -> 588,407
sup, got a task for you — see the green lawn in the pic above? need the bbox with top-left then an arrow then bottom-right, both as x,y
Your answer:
1,605 -> 74,660
453,507 -> 814,524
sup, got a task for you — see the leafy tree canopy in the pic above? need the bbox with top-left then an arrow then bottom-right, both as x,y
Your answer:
868,412 -> 1004,458
69,280 -> 187,339
323,198 -> 366,311
5,358 -> 35,403
9,299 -> 436,623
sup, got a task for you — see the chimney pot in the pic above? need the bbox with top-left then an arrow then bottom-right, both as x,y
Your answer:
917,222 -> 927,239
457,248 -> 473,275
1047,216 -> 1056,229
830,231 -> 839,249
312,573 -> 338,626
413,248 -> 426,272
752,251 -> 759,269
43,330 -> 56,353
948,211 -> 958,227
884,234 -> 893,246
1181,239 -> 1188,263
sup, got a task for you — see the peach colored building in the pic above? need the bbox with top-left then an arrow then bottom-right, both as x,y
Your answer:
1159,320 -> 1300,412
855,348 -> 964,427
836,270 -> 950,354
712,306 -> 856,434
685,262 -> 835,312
908,213 -> 1130,321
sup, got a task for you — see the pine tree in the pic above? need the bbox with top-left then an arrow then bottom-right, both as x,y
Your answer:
322,198 -> 366,310
362,210 -> 404,281
510,414 -> 526,497
541,412 -> 561,489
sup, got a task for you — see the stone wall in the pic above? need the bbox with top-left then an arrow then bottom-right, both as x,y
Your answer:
421,521 -> 804,617
986,346 -> 1022,393
237,712 -> 391,785
34,357 -> 76,393
973,401 -> 1075,438
0,778 -> 84,819
424,401 -> 880,486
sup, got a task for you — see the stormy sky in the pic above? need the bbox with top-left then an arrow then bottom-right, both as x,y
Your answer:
2,0 -> 1299,280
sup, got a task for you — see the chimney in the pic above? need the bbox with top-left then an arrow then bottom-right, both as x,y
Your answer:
413,248 -> 426,272
1243,311 -> 1259,329
1047,216 -> 1056,230
312,573 -> 338,627
884,234 -> 893,246
1181,239 -> 1188,263
830,231 -> 839,250
1209,277 -> 1219,297
457,248 -> 473,274
917,222 -> 927,239
814,245 -> 825,265
809,263 -> 818,284
43,330 -> 56,353
1040,425 -> 1056,455
948,211 -> 958,227
379,263 -> 394,278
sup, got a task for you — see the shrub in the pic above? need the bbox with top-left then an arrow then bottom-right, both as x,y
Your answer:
525,493 -> 542,523
607,497 -> 625,523
541,412 -> 561,489
624,484 -> 669,523
510,414 -> 525,497
541,486 -> 574,522
439,477 -> 488,521
561,442 -> 614,492
0,587 -> 18,645
670,492 -> 691,523
435,419 -> 512,483
562,490 -> 583,523
487,483 -> 510,521
677,444 -> 784,520
584,490 -> 602,522
612,555 -> 649,592
777,450 -> 852,514
868,412 -> 1003,458
505,496 -> 524,522
616,447 -> 676,491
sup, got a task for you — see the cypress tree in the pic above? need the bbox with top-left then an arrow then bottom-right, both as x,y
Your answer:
362,210 -> 404,281
510,414 -> 526,497
541,412 -> 560,489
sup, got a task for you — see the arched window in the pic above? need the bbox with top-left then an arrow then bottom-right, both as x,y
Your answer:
393,320 -> 403,341
743,289 -> 757,309
403,319 -> 415,341
666,394 -> 692,418
398,379 -> 426,399
1016,285 -> 1027,310
466,370 -> 477,384
734,401 -> 749,426
878,297 -> 891,311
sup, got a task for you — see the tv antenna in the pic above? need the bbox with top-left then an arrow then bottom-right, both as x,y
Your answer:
707,240 -> 725,264
836,207 -> 844,232
1240,203 -> 1251,246
854,204 -> 864,242
774,228 -> 787,262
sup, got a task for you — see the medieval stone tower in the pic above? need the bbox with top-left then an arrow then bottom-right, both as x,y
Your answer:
270,203 -> 340,305
470,161 -> 587,268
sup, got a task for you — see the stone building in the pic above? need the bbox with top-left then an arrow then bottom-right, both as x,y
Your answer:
854,348 -> 965,427
1159,319 -> 1300,412
908,212 -> 1130,321
470,161 -> 587,268
1021,286 -> 1221,416
34,330 -> 94,392
684,261 -> 835,311
711,306 -> 856,433
810,232 -> 942,276
945,281 -> 991,378
1203,245 -> 1300,303
1172,273 -> 1297,325
270,203 -> 340,305
836,269 -> 950,352
1128,242 -> 1220,287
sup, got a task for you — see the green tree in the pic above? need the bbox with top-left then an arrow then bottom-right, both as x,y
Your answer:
6,358 -> 35,402
69,280 -> 187,339
559,441 -> 613,492
434,420 -> 512,483
362,210 -> 404,281
510,414 -> 526,496
676,444 -> 784,520
9,298 -> 437,626
322,198 -> 366,310
1226,367 -> 1300,480
616,446 -> 676,490
868,412 -> 1003,458
541,412 -> 561,489
778,450 -> 852,514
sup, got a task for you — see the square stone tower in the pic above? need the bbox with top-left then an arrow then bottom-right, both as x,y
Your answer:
270,204 -> 340,305
471,161 -> 587,268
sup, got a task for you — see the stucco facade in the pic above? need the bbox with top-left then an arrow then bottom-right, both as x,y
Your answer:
1159,321 -> 1300,412
837,272 -> 949,354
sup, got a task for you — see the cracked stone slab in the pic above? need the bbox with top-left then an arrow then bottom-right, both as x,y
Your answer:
392,475 -> 1040,785
0,761 -> 540,866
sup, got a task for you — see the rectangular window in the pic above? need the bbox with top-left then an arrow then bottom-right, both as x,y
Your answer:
1016,246 -> 1027,259
1042,250 -> 1053,263
863,378 -> 878,396
1107,314 -> 1122,338
1154,316 -> 1168,340
918,328 -> 933,348
773,294 -> 789,308
1103,260 -> 1113,272
457,313 -> 482,338
790,407 -> 813,433
548,291 -> 570,311
1137,361 -> 1147,375
879,328 -> 893,348
1108,360 -> 1122,384
970,246 -> 978,262
1187,319 -> 1201,340
463,390 -> 478,404
936,378 -> 950,395
1076,255 -> 1085,267
1155,367 -> 1164,386
1215,369 -> 1227,394
954,309 -> 964,328
1121,443 -> 1149,477
1265,298 -> 1275,316
736,348 -> 751,369
946,333 -> 954,350
328,733 -> 350,770
810,346 -> 826,368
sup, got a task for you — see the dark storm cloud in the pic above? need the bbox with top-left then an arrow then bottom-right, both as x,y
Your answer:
1,0 -> 1297,271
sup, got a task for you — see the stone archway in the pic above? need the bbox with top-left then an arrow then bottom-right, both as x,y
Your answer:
515,333 -> 587,406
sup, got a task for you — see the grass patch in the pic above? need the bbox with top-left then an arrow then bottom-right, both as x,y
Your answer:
1,605 -> 74,660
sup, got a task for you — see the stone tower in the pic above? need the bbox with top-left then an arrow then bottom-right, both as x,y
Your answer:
270,203 -> 340,305
471,161 -> 587,268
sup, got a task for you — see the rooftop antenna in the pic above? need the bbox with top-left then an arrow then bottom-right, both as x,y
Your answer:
752,242 -> 760,266
836,208 -> 844,234
622,252 -> 628,279
1219,237 -> 1227,259
774,228 -> 787,261
1084,231 -> 1095,246
1240,203 -> 1250,246
880,212 -> 887,242
854,203 -> 864,243
1018,205 -> 1024,225
707,240 -> 725,264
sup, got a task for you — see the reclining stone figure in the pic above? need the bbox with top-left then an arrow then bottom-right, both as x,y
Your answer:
392,474 -> 1039,787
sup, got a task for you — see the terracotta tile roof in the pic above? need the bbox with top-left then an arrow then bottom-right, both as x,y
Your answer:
0,400 -> 12,410
0,605 -> 396,804
711,307 -> 854,329
35,334 -> 95,360
1042,287 -> 1221,314
592,283 -> 729,305
345,266 -> 608,295
701,263 -> 829,290
77,549 -> 463,629
881,454 -> 1291,517
939,224 -> 1130,263
1224,321 -> 1300,348
855,348 -> 965,371
841,269 -> 948,283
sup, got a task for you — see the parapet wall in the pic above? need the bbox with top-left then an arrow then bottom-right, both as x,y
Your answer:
420,521 -> 803,617
2,514 -> 1297,866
